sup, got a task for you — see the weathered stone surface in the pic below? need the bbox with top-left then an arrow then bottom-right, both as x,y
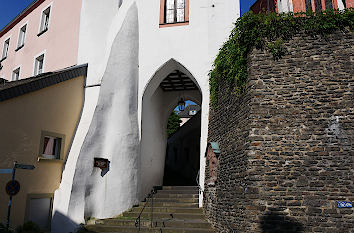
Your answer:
204,31 -> 354,233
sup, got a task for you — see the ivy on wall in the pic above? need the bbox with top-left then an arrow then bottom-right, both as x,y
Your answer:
209,9 -> 354,106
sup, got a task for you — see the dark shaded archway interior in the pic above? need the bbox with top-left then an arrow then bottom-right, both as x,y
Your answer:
157,70 -> 202,186
163,107 -> 201,186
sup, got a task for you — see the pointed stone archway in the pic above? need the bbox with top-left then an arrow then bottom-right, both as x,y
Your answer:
139,59 -> 202,199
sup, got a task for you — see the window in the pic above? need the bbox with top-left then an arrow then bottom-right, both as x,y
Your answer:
39,6 -> 51,35
305,0 -> 312,12
34,54 -> 45,75
166,0 -> 185,23
17,24 -> 27,49
1,38 -> 10,60
12,67 -> 20,81
25,194 -> 53,230
160,0 -> 189,27
314,0 -> 323,11
39,131 -> 65,160
304,0 -> 333,12
324,0 -> 333,9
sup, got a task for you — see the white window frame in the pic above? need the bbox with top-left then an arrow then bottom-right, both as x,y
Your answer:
33,50 -> 46,76
38,2 -> 53,35
1,36 -> 11,60
16,22 -> 28,50
12,66 -> 21,81
38,131 -> 65,160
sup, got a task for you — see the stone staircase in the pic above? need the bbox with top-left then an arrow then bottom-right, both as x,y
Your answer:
85,186 -> 214,233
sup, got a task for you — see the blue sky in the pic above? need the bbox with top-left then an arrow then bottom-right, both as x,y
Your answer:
0,0 -> 257,30
0,0 -> 34,30
174,100 -> 196,113
241,0 -> 258,15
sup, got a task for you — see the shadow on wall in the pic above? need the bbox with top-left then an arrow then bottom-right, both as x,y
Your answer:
260,211 -> 304,233
51,211 -> 79,233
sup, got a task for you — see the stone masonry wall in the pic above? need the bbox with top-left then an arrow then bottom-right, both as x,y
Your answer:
204,31 -> 354,233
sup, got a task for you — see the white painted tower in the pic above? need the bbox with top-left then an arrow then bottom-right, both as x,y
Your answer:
52,0 -> 240,232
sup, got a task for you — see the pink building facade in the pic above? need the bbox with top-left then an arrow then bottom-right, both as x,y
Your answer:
251,0 -> 353,13
291,0 -> 353,12
0,0 -> 82,81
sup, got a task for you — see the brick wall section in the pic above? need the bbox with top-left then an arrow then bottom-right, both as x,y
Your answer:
204,31 -> 354,233
205,76 -> 253,232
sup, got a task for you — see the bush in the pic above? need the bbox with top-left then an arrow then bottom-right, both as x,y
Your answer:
0,222 -> 14,233
15,221 -> 42,233
167,111 -> 182,137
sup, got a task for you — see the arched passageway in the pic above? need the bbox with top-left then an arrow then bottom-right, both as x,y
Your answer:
164,102 -> 201,186
140,59 -> 202,198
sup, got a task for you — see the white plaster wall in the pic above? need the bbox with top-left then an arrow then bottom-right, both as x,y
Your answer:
52,0 -> 125,230
68,1 -> 140,220
77,0 -> 119,86
337,0 -> 345,10
277,0 -> 294,13
52,2 -> 139,233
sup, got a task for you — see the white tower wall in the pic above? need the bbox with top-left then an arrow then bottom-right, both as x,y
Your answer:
52,1 -> 240,232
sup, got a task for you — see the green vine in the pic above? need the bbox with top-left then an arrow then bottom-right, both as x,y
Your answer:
209,8 -> 354,106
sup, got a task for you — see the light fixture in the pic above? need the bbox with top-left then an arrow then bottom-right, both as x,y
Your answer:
178,98 -> 185,111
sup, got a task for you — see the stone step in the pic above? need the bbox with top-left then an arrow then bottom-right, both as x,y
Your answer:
140,202 -> 198,208
84,186 -> 213,233
95,219 -> 212,229
146,197 -> 198,203
154,193 -> 199,198
131,207 -> 203,214
123,212 -> 205,220
156,190 -> 198,195
162,186 -> 199,191
86,225 -> 213,233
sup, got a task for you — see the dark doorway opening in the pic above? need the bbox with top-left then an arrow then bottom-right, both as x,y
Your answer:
163,104 -> 201,186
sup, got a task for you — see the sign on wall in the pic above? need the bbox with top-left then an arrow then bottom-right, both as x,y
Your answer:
338,201 -> 352,208
5,180 -> 20,196
94,158 -> 109,169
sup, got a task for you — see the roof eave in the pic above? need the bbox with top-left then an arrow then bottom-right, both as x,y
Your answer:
0,64 -> 88,102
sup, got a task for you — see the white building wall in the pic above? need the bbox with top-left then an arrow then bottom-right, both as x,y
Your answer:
52,0 -> 240,232
53,2 -> 140,232
337,0 -> 345,10
138,0 -> 239,205
277,0 -> 294,13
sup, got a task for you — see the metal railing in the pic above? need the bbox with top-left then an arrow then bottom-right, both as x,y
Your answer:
196,170 -> 204,194
135,188 -> 156,232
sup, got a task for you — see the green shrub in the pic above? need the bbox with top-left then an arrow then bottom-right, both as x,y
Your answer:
167,111 -> 182,137
15,221 -> 42,233
0,222 -> 14,233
